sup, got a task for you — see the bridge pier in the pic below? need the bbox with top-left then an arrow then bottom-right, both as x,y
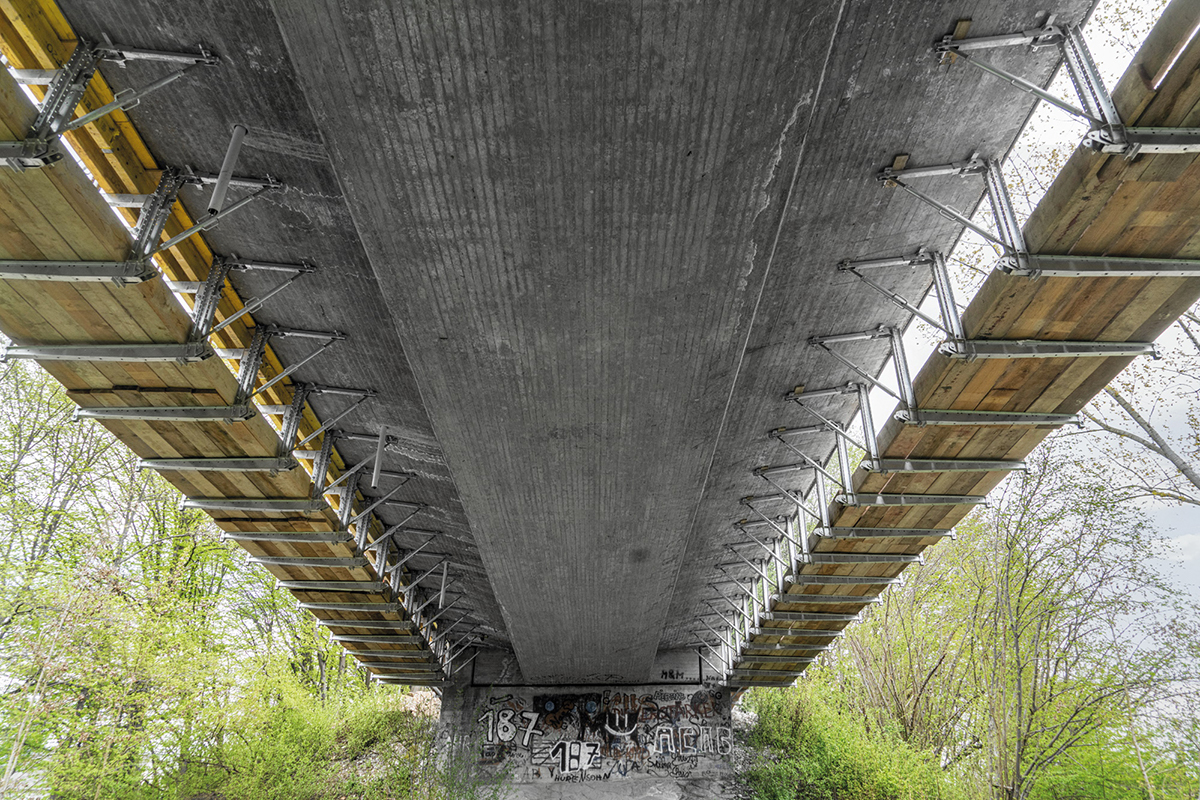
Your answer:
438,649 -> 735,798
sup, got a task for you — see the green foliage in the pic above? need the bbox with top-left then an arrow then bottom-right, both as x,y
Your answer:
0,360 -> 487,800
744,678 -> 967,800
212,674 -> 339,800
1028,733 -> 1169,800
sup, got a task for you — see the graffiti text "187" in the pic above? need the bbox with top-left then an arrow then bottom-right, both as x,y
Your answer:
550,740 -> 601,772
478,708 -> 543,748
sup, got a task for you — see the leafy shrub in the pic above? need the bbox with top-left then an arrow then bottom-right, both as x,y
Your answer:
743,678 -> 966,800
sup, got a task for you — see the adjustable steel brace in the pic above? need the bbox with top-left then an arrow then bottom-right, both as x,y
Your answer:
736,526 -> 795,605
799,329 -> 1081,432
0,166 -> 189,284
0,153 -> 278,289
189,259 -> 317,342
130,329 -> 344,471
0,37 -> 219,171
866,174 -> 1171,339
935,18 -> 1200,158
879,154 -> 1200,282
277,384 -> 375,459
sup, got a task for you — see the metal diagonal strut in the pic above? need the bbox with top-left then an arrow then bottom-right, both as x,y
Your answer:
204,265 -> 316,338
155,178 -> 284,255
838,249 -> 966,342
768,433 -> 844,487
879,167 -> 1007,251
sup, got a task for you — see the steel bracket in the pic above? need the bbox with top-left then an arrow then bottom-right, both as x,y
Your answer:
939,338 -> 1160,360
279,580 -> 384,594
1,340 -> 212,364
249,555 -> 367,569
776,593 -> 881,604
835,491 -> 986,507
1016,254 -> 1200,279
822,526 -> 954,540
0,257 -> 157,285
73,403 -> 254,422
801,552 -> 922,566
898,407 -> 1081,427
182,496 -> 326,513
2,38 -> 218,171
861,456 -> 1025,474
786,574 -> 903,587
223,530 -> 351,544
937,21 -> 1200,158
139,455 -> 297,473
748,627 -> 842,639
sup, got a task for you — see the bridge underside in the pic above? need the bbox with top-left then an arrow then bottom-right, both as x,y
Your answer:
42,0 -> 1082,683
2,0 -> 1199,705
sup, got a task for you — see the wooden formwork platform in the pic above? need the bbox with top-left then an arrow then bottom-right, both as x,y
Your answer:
0,2 -> 443,681
733,0 -> 1200,684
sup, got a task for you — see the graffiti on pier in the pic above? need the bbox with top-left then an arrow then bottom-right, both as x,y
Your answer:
476,684 -> 731,782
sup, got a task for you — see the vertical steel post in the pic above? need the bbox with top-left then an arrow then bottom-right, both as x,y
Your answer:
813,475 -> 829,538
835,428 -> 854,504
931,251 -> 966,341
772,536 -> 784,596
985,159 -> 1028,267
371,426 -> 387,488
856,381 -> 882,463
786,514 -> 798,571
209,124 -> 248,215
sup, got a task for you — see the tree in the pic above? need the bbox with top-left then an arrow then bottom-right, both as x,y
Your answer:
1074,306 -> 1200,508
820,437 -> 1197,800
968,446 -> 1180,800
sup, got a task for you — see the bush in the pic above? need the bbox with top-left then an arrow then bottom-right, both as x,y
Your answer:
743,678 -> 967,800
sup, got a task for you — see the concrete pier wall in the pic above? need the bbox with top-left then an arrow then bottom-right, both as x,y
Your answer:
439,649 -> 735,798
